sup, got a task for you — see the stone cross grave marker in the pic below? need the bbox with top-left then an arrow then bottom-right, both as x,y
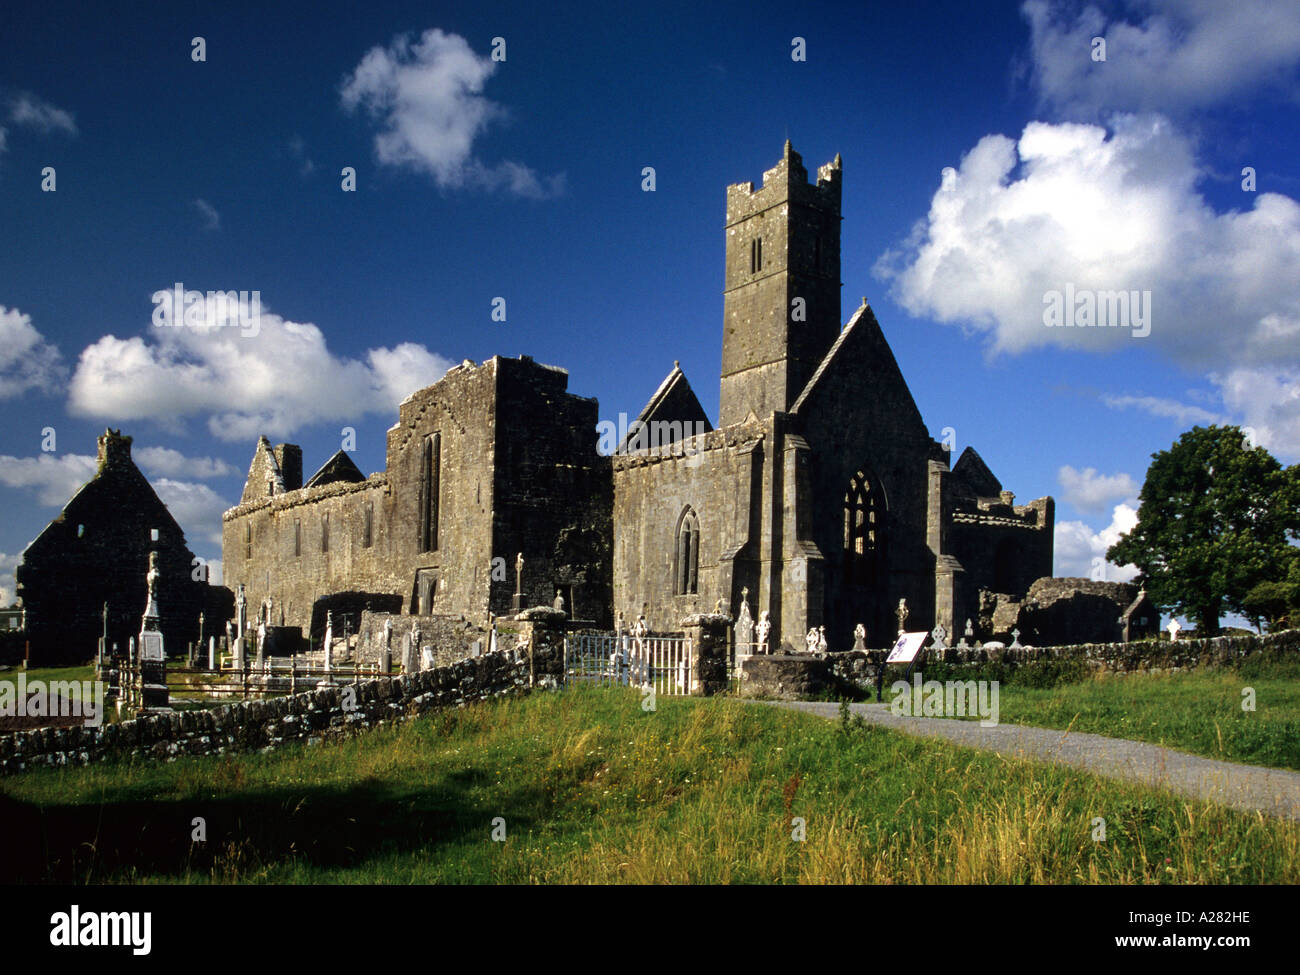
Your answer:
930,623 -> 948,651
734,587 -> 753,653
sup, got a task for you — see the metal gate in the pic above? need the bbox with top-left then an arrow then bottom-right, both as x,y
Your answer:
564,633 -> 694,696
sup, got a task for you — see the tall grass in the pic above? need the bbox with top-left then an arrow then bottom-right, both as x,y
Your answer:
2,685 -> 1297,884
975,653 -> 1300,771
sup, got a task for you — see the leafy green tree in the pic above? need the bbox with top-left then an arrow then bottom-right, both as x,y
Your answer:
1242,579 -> 1296,631
1108,426 -> 1300,635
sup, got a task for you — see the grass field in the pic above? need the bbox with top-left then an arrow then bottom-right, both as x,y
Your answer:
0,664 -> 96,689
3,685 -> 1298,884
940,654 -> 1300,772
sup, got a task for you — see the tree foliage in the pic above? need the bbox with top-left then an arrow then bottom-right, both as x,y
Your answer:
1107,426 -> 1300,634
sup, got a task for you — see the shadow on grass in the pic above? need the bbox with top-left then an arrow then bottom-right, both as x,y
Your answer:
0,771 -> 545,883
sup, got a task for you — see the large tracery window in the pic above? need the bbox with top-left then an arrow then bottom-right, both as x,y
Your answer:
844,470 -> 881,587
675,506 -> 700,595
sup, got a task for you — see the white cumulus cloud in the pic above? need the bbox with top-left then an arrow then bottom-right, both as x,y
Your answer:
153,479 -> 232,547
1057,465 -> 1138,514
0,552 -> 17,606
1023,0 -> 1300,117
67,289 -> 456,441
875,115 -> 1300,459
340,28 -> 563,198
134,446 -> 237,480
1054,502 -> 1141,582
0,306 -> 67,398
0,453 -> 97,506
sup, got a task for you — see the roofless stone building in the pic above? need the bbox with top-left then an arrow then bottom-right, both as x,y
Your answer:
16,430 -> 226,666
222,143 -> 1053,651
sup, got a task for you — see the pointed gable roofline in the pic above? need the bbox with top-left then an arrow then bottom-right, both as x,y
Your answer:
789,300 -> 925,431
305,450 -> 366,489
952,446 -> 1003,497
618,361 -> 713,452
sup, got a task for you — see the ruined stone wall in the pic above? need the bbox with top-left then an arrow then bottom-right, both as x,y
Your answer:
490,356 -> 612,625
612,421 -> 767,632
18,433 -> 212,666
222,477 -> 392,636
383,360 -> 498,620
947,496 -> 1054,605
223,356 -> 612,639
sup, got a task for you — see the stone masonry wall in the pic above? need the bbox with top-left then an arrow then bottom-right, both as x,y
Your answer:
739,628 -> 1300,699
0,635 -> 566,776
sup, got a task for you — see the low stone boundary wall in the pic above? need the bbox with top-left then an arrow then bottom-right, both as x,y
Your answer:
0,626 -> 565,776
927,628 -> 1300,671
740,629 -> 1299,700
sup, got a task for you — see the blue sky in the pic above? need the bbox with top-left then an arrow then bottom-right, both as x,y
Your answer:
2,0 -> 1298,612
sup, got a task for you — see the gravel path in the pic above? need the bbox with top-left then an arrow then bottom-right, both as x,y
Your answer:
759,700 -> 1300,822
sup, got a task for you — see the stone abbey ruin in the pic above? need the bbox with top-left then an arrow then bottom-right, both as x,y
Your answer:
222,142 -> 1061,655
15,430 -> 231,666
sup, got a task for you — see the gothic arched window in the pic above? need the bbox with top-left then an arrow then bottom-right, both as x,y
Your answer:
675,507 -> 700,595
419,432 -> 441,552
843,470 -> 881,587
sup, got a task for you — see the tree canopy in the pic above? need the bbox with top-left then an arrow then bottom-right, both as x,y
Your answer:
1107,425 -> 1300,634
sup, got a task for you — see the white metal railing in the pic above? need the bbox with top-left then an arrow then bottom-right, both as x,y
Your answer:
564,633 -> 694,696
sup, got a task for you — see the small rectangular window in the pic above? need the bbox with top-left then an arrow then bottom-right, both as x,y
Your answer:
321,512 -> 330,553
244,523 -> 252,561
750,237 -> 762,273
293,519 -> 301,557
362,502 -> 373,548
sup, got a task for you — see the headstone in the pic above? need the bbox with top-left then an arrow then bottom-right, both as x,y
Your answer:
930,623 -> 948,651
1010,628 -> 1022,649
380,617 -> 393,673
323,611 -> 333,674
553,589 -> 565,614
136,550 -> 170,713
512,553 -> 524,612
1167,619 -> 1181,641
207,635 -> 216,670
734,588 -> 754,653
804,627 -> 819,654
817,625 -> 828,653
755,611 -> 772,654
852,623 -> 867,651
420,646 -> 435,670
405,624 -> 422,674
237,583 -> 250,639
956,618 -> 971,650
896,598 -> 909,635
